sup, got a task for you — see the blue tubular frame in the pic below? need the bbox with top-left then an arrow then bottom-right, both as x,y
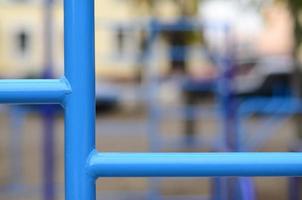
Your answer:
0,79 -> 70,104
64,0 -> 95,199
88,152 -> 302,177
0,1 -> 301,200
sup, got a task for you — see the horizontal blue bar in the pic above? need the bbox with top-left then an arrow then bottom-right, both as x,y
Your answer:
238,97 -> 302,115
0,78 -> 71,104
88,152 -> 302,178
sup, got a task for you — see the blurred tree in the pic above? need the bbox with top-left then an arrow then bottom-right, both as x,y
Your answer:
285,0 -> 302,139
130,0 -> 203,59
176,0 -> 199,16
283,0 -> 302,54
131,0 -> 199,17
268,1 -> 298,52
275,0 -> 302,139
130,0 -> 154,14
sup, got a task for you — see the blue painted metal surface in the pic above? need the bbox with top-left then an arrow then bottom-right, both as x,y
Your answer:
0,79 -> 70,104
88,152 -> 302,178
63,0 -> 95,199
41,104 -> 56,200
8,106 -> 25,192
42,0 -> 56,198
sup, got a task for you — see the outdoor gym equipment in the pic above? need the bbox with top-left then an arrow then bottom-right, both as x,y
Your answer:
1,1 -> 302,200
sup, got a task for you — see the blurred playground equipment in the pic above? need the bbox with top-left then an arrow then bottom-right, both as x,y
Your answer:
1,0 -> 302,200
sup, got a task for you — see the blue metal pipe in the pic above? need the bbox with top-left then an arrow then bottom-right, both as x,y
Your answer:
42,0 -> 56,198
8,106 -> 25,190
64,0 -> 95,199
238,97 -> 302,115
41,105 -> 56,200
0,79 -> 70,104
88,152 -> 302,177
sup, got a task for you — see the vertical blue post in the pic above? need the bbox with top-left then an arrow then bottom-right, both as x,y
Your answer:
64,0 -> 95,199
146,18 -> 162,200
42,0 -> 55,199
42,105 -> 55,200
220,27 -> 254,200
9,107 -> 24,190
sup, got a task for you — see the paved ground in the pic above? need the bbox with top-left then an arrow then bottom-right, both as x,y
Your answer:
0,104 -> 299,200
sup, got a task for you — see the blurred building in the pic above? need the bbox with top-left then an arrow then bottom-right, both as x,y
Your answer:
0,0 -> 134,79
0,0 -> 196,80
0,0 -> 295,81
0,0 -> 51,78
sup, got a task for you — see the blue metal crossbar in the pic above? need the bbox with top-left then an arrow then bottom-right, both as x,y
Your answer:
88,152 -> 302,177
0,79 -> 70,104
0,1 -> 301,200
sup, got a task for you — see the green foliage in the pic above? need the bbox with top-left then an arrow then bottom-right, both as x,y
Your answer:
132,0 -> 203,45
286,0 -> 302,50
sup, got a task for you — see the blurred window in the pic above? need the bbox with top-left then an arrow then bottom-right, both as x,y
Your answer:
15,30 -> 30,56
11,0 -> 31,3
116,26 -> 126,55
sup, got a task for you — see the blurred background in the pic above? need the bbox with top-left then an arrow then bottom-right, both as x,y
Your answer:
1,0 -> 302,199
